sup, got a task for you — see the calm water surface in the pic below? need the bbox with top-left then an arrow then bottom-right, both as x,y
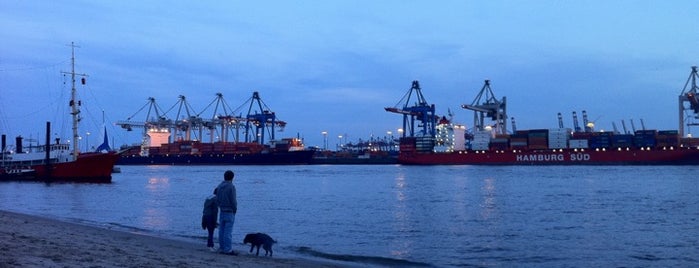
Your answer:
1,165 -> 698,267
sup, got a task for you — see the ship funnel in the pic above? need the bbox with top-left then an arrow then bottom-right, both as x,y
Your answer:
15,136 -> 23,153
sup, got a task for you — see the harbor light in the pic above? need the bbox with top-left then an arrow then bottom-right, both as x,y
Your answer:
321,131 -> 328,150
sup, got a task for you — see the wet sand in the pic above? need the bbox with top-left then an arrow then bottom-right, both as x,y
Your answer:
0,210 -> 349,267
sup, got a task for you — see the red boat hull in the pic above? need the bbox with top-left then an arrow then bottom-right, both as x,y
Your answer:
399,148 -> 699,165
30,152 -> 120,182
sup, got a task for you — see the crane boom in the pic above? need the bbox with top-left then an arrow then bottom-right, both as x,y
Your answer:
385,80 -> 436,138
462,80 -> 508,135
679,66 -> 699,137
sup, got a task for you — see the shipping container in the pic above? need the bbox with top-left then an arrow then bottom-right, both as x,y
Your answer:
415,136 -> 435,152
611,134 -> 634,147
568,139 -> 589,149
471,141 -> 490,150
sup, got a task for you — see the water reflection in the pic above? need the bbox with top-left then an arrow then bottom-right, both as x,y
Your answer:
142,207 -> 169,230
390,172 -> 413,259
480,177 -> 497,220
142,176 -> 170,229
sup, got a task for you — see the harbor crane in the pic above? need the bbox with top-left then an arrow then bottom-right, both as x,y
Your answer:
237,91 -> 286,144
115,97 -> 174,154
118,92 -> 288,148
116,97 -> 172,133
384,80 -> 437,138
115,94 -> 234,147
582,110 -> 593,132
462,80 -> 508,135
170,95 -> 200,141
679,66 -> 699,137
572,111 -> 581,132
196,93 -> 246,143
557,113 -> 565,129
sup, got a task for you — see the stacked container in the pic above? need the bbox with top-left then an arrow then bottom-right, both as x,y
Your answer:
510,133 -> 528,149
611,134 -> 633,148
633,130 -> 657,148
471,130 -> 493,150
548,128 -> 570,149
415,136 -> 436,152
490,134 -> 509,150
681,137 -> 699,147
526,129 -> 548,149
656,130 -> 679,148
399,137 -> 417,152
588,132 -> 612,149
568,139 -> 589,149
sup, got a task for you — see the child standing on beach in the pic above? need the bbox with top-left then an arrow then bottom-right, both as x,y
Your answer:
201,188 -> 218,251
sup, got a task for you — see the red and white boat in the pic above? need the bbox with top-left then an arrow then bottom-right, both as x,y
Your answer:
0,43 -> 118,182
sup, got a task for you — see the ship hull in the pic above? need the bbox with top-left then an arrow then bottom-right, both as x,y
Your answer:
117,150 -> 315,165
2,152 -> 119,183
399,148 -> 699,165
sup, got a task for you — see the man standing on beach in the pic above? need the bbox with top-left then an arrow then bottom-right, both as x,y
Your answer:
216,170 -> 237,255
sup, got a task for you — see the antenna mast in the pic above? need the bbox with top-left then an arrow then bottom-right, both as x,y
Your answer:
62,42 -> 88,160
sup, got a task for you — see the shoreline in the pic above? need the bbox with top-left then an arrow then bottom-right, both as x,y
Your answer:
0,210 -> 352,267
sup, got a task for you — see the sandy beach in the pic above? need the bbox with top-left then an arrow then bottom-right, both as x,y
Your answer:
0,210 -> 350,268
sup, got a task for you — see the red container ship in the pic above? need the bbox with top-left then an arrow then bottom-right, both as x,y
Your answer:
397,133 -> 699,165
388,68 -> 699,165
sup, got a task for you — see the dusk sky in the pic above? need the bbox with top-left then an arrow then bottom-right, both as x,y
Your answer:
1,1 -> 698,149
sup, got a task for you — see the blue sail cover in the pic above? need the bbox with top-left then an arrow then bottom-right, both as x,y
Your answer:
95,126 -> 111,152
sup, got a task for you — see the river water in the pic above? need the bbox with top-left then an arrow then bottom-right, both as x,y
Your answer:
0,165 -> 697,267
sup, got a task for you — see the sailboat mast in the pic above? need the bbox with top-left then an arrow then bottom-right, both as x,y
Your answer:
64,42 -> 87,160
70,42 -> 79,159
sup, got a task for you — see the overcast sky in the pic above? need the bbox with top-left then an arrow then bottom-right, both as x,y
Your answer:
1,1 -> 698,149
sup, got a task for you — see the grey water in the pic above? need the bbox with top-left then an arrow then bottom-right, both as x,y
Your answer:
1,165 -> 698,267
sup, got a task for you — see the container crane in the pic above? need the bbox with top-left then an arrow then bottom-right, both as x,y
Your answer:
195,93 -> 246,143
237,91 -> 286,144
116,97 -> 174,154
116,97 -> 172,132
582,110 -> 593,132
557,112 -> 564,129
572,111 -> 581,132
462,79 -> 508,135
168,95 -> 200,141
384,80 -> 436,138
679,66 -> 699,137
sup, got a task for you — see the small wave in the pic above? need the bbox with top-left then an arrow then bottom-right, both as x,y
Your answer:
630,254 -> 663,261
60,217 -> 152,234
104,222 -> 160,234
292,246 -> 432,267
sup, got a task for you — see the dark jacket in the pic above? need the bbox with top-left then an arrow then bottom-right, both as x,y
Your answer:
216,180 -> 237,213
201,195 -> 218,229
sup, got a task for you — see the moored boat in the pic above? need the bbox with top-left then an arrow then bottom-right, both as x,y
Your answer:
388,67 -> 699,165
117,139 -> 314,165
0,43 -> 118,182
397,135 -> 699,165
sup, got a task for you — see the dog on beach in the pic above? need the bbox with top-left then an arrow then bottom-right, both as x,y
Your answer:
243,233 -> 276,256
